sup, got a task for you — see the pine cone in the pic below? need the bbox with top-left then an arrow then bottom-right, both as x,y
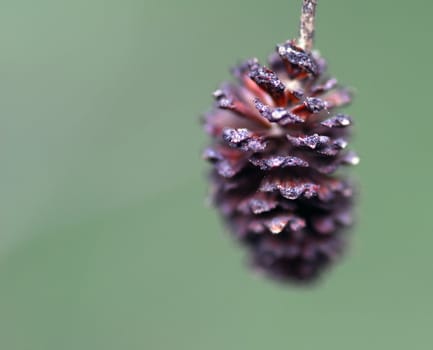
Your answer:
203,40 -> 358,283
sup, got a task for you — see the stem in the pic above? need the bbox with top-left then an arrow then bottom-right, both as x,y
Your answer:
298,0 -> 318,52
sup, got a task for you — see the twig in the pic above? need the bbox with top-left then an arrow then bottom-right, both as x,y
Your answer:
298,0 -> 318,51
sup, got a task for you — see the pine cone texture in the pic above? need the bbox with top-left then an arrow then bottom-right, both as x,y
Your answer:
203,41 -> 358,283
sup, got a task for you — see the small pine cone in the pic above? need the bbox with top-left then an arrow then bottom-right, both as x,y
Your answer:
203,41 -> 358,283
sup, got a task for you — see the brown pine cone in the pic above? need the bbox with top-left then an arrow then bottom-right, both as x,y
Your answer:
203,40 -> 358,283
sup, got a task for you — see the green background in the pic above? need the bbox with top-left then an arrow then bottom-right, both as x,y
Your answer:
0,0 -> 432,349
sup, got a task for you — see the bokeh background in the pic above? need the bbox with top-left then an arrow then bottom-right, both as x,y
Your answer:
1,0 -> 432,349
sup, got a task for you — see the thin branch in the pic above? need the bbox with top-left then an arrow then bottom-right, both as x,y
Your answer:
298,0 -> 318,52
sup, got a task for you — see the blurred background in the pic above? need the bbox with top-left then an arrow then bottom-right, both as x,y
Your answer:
0,0 -> 432,349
